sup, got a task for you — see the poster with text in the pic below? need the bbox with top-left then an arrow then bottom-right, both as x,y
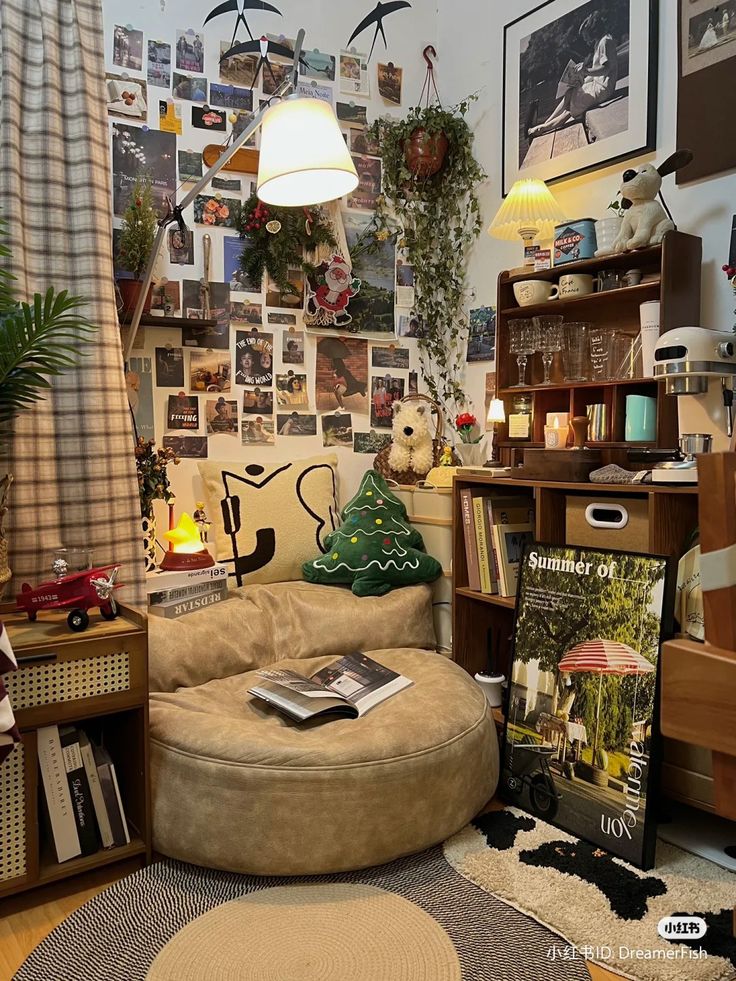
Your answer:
155,347 -> 184,388
162,435 -> 208,458
148,40 -> 172,87
205,397 -> 238,436
112,125 -> 176,215
167,392 -> 199,431
235,330 -> 274,386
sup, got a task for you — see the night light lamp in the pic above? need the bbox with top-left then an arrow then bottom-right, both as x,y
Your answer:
159,513 -> 215,571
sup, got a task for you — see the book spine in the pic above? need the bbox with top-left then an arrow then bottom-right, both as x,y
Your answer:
37,725 -> 81,863
79,735 -> 114,849
108,764 -> 130,845
60,729 -> 99,856
484,497 -> 499,593
145,563 -> 229,593
472,497 -> 492,594
97,764 -> 128,847
460,489 -> 481,591
491,524 -> 509,596
148,579 -> 223,607
148,583 -> 228,618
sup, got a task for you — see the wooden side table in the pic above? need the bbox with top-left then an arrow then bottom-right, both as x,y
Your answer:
0,605 -> 149,899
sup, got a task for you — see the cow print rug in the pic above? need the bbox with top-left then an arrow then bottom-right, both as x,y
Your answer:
444,808 -> 736,981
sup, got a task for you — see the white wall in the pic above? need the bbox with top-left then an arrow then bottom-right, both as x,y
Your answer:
101,0 -> 437,525
437,0 -> 736,449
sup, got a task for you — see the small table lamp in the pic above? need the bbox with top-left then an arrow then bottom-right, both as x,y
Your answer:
485,398 -> 506,464
488,178 -> 565,267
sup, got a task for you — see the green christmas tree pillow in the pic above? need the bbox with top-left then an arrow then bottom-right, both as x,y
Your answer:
302,470 -> 442,597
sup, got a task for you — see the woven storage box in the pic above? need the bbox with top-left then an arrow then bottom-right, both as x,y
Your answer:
566,495 -> 649,553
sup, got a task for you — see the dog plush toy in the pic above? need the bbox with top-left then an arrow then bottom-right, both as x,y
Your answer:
607,149 -> 693,255
387,400 -> 434,477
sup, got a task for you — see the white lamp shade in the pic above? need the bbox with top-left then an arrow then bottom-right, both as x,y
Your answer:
257,97 -> 358,206
488,178 -> 565,241
487,398 -> 506,425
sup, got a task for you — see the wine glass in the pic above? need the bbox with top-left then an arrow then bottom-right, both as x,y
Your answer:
562,322 -> 590,382
534,315 -> 564,385
508,319 -> 536,387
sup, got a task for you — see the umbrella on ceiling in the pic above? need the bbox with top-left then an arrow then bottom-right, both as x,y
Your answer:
559,639 -> 655,762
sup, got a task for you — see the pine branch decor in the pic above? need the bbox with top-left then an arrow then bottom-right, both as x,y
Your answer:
118,176 -> 158,279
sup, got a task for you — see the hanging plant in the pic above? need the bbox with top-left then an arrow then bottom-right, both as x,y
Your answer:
369,97 -> 485,419
236,195 -> 337,295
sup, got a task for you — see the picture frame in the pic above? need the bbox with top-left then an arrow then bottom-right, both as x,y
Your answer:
502,0 -> 659,194
501,543 -> 672,870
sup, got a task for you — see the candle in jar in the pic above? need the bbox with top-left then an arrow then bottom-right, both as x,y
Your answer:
544,414 -> 569,449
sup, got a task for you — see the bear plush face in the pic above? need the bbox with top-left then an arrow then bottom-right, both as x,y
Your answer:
391,401 -> 431,448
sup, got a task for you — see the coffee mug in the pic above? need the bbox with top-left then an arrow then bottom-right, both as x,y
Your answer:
595,269 -> 621,292
558,273 -> 594,298
513,279 -> 558,306
625,394 -> 657,442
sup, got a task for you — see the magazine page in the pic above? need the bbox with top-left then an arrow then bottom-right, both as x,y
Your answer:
502,544 -> 670,870
310,652 -> 412,716
247,679 -> 358,722
255,668 -> 346,700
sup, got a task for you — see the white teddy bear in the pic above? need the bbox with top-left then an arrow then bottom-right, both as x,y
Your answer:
387,400 -> 434,476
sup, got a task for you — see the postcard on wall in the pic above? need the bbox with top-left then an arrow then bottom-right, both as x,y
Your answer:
336,101 -> 367,126
322,412 -> 353,448
172,71 -> 208,101
467,306 -> 496,363
194,195 -> 240,228
230,299 -> 262,325
282,330 -> 305,364
339,50 -> 369,96
150,280 -> 180,317
235,330 -> 274,386
242,415 -> 275,445
301,49 -> 336,82
681,0 -> 736,77
209,83 -> 253,111
155,347 -> 184,388
162,435 -> 208,458
396,311 -> 424,338
113,25 -> 143,72
231,110 -> 258,146
105,73 -> 147,120
503,544 -> 671,870
219,44 -> 258,87
148,40 -> 171,88
277,412 -> 317,436
192,105 -> 226,131
212,176 -> 242,194
269,311 -> 297,326
341,211 -> 395,334
178,149 -> 202,182
190,349 -> 231,393
315,335 -> 368,413
205,397 -> 238,436
167,392 -> 199,431
224,237 -> 260,292
265,267 -> 304,309
377,62 -> 402,105
349,128 -> 380,155
353,430 -> 391,454
347,155 -> 381,210
112,125 -> 175,216
159,99 -> 182,135
276,372 -> 309,408
175,29 -> 205,73
296,80 -> 334,105
370,374 -> 404,428
394,248 -> 415,308
408,370 -> 418,395
168,227 -> 194,265
126,357 -> 154,442
262,62 -> 290,96
181,280 -> 230,349
243,388 -> 274,415
372,345 -> 409,370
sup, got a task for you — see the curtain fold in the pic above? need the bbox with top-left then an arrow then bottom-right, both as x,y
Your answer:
0,0 -> 144,605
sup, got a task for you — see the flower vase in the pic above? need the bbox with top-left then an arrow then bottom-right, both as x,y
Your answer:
456,439 -> 485,467
142,512 -> 157,573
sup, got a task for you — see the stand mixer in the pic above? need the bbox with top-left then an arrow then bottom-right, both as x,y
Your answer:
652,433 -> 713,483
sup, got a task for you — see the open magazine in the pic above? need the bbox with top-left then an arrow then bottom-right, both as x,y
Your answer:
248,653 -> 412,722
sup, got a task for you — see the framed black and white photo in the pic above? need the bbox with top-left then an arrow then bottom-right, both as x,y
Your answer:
502,0 -> 658,193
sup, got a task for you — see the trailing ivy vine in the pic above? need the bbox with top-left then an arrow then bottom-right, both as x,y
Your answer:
370,98 -> 485,421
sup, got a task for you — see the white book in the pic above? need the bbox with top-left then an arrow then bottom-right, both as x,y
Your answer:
37,725 -> 81,863
78,732 -> 114,849
145,563 -> 229,593
108,763 -> 130,845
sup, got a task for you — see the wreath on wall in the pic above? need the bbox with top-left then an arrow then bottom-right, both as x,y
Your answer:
236,195 -> 337,295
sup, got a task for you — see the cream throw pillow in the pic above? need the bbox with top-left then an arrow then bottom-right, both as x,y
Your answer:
198,455 -> 339,586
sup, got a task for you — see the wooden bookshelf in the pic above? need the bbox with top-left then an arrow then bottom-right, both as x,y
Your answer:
0,606 -> 149,900
495,231 -> 702,465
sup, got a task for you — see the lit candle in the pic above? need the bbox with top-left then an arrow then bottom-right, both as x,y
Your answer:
544,414 -> 569,449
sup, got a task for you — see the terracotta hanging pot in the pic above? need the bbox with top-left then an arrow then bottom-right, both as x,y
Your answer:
403,127 -> 449,178
117,278 -> 152,315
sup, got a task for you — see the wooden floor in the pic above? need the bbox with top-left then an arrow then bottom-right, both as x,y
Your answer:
0,855 -> 623,981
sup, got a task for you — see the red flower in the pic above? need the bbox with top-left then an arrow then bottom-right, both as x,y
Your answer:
455,413 -> 477,429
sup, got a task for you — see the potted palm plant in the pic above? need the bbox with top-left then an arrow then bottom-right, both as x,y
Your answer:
116,175 -> 157,313
0,221 -> 97,592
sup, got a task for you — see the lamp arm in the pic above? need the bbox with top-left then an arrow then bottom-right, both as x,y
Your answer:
123,27 -> 307,362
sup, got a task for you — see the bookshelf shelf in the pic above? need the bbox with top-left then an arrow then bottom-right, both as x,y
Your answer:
499,279 -> 660,317
455,587 -> 516,609
37,837 -> 147,888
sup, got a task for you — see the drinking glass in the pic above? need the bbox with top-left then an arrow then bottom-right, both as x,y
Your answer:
534,315 -> 563,385
589,327 -> 614,380
52,546 -> 93,578
508,318 -> 536,387
562,322 -> 590,382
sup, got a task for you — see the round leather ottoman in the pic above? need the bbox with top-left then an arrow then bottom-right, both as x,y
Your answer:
150,648 -> 498,875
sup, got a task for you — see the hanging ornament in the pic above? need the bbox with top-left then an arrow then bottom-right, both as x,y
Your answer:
305,254 -> 361,329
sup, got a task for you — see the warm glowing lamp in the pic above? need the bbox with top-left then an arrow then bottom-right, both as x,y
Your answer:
159,513 -> 215,571
257,97 -> 358,206
488,178 -> 565,267
485,398 -> 506,463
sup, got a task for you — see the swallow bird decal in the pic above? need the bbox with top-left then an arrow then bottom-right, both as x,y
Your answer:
347,1 -> 412,62
204,0 -> 283,59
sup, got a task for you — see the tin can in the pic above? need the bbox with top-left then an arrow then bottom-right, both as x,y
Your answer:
554,219 -> 597,265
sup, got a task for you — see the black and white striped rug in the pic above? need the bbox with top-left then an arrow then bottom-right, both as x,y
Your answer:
16,844 -> 589,981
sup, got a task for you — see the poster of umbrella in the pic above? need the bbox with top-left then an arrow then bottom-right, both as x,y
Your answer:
502,543 -> 671,869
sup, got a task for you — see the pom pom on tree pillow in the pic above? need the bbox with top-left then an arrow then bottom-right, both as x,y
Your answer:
302,469 -> 442,597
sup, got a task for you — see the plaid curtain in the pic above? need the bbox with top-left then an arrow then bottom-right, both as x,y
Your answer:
0,0 -> 144,606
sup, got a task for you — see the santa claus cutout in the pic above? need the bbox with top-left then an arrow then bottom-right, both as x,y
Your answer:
305,254 -> 361,328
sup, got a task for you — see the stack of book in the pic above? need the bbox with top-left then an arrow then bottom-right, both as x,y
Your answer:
146,562 -> 229,618
460,489 -> 535,597
37,724 -> 130,864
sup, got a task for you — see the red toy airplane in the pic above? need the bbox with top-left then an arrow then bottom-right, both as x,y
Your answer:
16,565 -> 124,632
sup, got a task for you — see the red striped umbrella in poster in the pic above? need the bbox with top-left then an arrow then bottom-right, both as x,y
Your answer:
560,639 -> 655,762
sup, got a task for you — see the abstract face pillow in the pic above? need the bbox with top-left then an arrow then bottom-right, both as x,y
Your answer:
302,469 -> 442,597
198,454 -> 339,586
